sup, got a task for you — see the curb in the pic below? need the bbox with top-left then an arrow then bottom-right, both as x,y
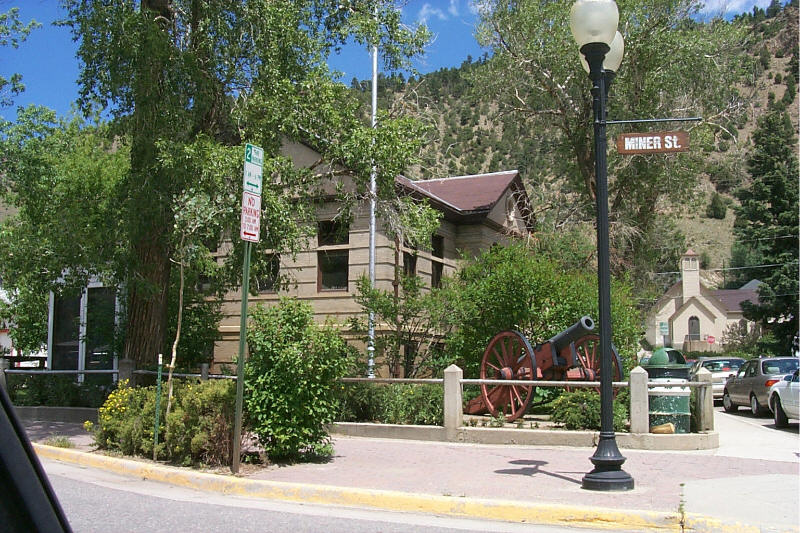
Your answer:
34,443 -> 778,533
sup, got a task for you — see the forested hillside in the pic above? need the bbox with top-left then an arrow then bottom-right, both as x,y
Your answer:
351,3 -> 798,300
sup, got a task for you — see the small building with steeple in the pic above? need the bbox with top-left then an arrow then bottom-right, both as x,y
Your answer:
645,249 -> 760,352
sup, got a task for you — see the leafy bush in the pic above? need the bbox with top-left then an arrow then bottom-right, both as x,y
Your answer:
549,389 -> 628,432
336,383 -> 443,425
165,379 -> 235,466
91,378 -> 235,466
245,298 -> 352,461
7,374 -> 115,408
442,242 -> 641,377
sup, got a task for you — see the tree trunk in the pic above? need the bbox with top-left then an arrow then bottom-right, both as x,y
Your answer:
122,238 -> 172,368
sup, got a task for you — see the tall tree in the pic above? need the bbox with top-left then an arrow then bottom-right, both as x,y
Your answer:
470,0 -> 749,283
732,106 -> 799,351
0,0 -> 430,368
0,7 -> 40,108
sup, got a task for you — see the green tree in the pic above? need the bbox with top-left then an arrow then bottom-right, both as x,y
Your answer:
0,7 -> 40,107
732,108 -> 799,351
0,1 -> 431,369
706,192 -> 727,219
442,242 -> 640,377
470,0 -> 749,287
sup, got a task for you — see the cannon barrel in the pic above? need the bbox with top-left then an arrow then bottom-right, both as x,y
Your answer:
549,316 -> 595,355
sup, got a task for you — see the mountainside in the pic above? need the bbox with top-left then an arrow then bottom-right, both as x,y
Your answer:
352,5 -> 798,291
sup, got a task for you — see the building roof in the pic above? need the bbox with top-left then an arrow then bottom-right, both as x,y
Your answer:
398,171 -> 519,212
396,171 -> 533,230
711,288 -> 758,313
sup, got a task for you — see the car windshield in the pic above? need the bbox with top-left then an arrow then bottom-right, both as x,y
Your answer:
761,359 -> 799,375
702,360 -> 743,372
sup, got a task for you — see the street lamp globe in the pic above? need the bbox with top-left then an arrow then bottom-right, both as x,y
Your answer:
569,0 -> 619,49
580,31 -> 625,73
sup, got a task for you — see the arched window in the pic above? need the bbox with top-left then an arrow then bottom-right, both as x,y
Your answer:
688,316 -> 700,341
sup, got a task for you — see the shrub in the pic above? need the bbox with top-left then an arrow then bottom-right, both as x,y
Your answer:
245,298 -> 352,461
706,192 -> 727,219
442,243 -> 641,377
91,378 -> 235,466
165,379 -> 235,466
335,383 -> 443,425
549,389 -> 628,432
7,374 -> 115,408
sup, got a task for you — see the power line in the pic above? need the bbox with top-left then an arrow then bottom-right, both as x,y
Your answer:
653,260 -> 799,276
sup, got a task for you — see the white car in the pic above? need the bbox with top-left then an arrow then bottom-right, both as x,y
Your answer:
768,369 -> 800,428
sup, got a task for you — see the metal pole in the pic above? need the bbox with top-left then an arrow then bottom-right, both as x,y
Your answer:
367,41 -> 378,379
580,43 -> 633,491
153,353 -> 162,461
232,241 -> 252,474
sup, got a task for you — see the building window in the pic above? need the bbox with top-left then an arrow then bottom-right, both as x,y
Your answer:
318,220 -> 349,246
431,235 -> 444,288
688,316 -> 700,341
317,220 -> 350,292
256,254 -> 280,293
403,251 -> 417,277
318,250 -> 349,291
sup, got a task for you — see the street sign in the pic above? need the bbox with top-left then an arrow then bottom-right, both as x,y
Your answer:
243,161 -> 262,195
245,143 -> 264,166
659,321 -> 669,335
707,335 -> 715,344
616,131 -> 689,155
240,191 -> 261,242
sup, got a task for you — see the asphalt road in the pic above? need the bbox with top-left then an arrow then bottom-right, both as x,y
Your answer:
712,404 -> 799,463
42,459 -> 630,533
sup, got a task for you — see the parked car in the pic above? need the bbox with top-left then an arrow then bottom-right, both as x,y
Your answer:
690,356 -> 745,401
722,357 -> 800,416
768,369 -> 800,428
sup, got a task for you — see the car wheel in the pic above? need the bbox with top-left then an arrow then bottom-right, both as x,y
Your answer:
750,394 -> 765,416
723,390 -> 738,413
773,397 -> 789,428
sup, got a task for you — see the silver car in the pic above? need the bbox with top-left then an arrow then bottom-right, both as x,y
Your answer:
723,357 -> 800,416
690,357 -> 745,401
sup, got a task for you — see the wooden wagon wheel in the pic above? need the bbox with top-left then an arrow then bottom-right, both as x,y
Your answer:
480,331 -> 537,422
565,334 -> 623,395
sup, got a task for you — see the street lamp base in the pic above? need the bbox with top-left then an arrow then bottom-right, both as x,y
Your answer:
581,433 -> 634,491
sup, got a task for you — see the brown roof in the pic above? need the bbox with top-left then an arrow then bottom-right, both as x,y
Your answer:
397,171 -> 520,212
711,289 -> 758,313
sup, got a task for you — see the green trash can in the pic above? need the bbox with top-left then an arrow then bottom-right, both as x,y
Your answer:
643,348 -> 691,434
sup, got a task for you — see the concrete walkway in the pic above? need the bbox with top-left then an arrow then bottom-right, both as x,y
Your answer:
23,418 -> 799,533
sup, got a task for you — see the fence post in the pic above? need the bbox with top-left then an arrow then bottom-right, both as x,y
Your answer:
201,363 -> 209,381
443,364 -> 463,441
694,367 -> 714,432
118,358 -> 134,385
0,358 -> 9,392
629,366 -> 649,434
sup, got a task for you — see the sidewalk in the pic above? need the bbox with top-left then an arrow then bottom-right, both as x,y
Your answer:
25,420 -> 800,533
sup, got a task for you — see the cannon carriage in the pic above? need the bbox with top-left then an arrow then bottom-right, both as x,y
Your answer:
465,316 -> 623,422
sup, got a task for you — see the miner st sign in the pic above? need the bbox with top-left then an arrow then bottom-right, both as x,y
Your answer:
616,131 -> 689,155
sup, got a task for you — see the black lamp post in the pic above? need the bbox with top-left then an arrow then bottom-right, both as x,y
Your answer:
570,0 -> 634,492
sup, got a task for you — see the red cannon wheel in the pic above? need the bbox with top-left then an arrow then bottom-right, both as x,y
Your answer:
565,334 -> 623,395
480,331 -> 536,422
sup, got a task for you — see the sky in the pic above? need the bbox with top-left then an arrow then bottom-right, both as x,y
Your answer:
0,0 -> 779,122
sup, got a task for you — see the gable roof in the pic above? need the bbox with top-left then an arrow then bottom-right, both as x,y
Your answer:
711,288 -> 758,313
396,170 -> 533,230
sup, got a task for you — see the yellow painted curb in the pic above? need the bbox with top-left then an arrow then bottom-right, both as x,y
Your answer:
35,444 -> 795,533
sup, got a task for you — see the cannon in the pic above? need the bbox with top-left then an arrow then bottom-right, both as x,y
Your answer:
466,316 -> 623,422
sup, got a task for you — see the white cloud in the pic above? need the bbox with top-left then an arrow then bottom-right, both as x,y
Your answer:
448,0 -> 460,17
698,0 -> 771,16
418,3 -> 448,24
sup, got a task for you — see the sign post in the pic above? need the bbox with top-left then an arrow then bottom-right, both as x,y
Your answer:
232,143 -> 263,474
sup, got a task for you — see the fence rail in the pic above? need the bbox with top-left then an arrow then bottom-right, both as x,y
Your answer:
132,369 -> 236,380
